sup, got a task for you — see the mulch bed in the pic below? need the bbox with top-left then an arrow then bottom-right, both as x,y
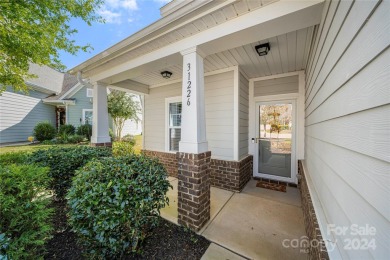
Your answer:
45,201 -> 210,260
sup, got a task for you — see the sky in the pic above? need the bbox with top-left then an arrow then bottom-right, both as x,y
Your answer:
59,0 -> 170,71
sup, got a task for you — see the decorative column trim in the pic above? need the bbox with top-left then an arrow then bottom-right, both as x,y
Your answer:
233,66 -> 239,161
91,81 -> 111,145
179,46 -> 208,154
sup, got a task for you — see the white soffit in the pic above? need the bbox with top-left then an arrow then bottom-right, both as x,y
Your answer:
131,26 -> 315,86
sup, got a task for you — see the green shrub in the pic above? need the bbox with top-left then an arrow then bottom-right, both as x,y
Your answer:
67,155 -> 171,258
67,135 -> 85,144
56,134 -> 85,144
41,140 -> 55,145
0,164 -> 53,259
58,124 -> 75,135
121,134 -> 136,145
33,122 -> 56,142
0,151 -> 30,166
77,124 -> 92,141
29,146 -> 111,199
112,141 -> 134,157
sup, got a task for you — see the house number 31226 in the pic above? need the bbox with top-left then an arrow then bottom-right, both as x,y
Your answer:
186,63 -> 191,106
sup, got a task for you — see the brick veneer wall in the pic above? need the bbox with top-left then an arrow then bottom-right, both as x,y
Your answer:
298,160 -> 329,260
210,155 -> 253,192
142,150 -> 178,177
177,151 -> 211,231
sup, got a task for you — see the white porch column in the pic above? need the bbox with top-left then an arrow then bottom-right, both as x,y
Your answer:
91,81 -> 111,145
179,46 -> 208,154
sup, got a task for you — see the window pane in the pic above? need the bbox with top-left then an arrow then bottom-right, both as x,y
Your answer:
84,111 -> 93,125
169,103 -> 182,127
169,128 -> 181,151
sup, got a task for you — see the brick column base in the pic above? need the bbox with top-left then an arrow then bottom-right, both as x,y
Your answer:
90,142 -> 112,148
177,151 -> 211,231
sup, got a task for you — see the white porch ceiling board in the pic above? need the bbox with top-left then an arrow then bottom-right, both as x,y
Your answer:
287,30 -> 298,72
129,26 -> 314,86
221,5 -> 237,20
233,0 -> 250,15
296,28 -> 308,69
266,37 -> 283,74
277,33 -> 289,73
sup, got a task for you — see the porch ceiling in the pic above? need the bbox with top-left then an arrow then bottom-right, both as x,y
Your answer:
130,26 -> 315,86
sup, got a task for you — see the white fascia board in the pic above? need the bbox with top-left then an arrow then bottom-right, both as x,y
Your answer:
90,0 -> 324,84
25,82 -> 58,95
59,83 -> 83,99
42,99 -> 76,105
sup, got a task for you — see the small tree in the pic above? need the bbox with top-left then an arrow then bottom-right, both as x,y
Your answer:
107,90 -> 140,141
0,0 -> 103,94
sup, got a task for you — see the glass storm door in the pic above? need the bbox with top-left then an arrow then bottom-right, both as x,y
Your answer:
255,101 -> 295,182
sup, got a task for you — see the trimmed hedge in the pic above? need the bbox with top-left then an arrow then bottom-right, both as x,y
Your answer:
67,155 -> 171,258
29,146 -> 112,199
58,124 -> 75,135
112,141 -> 134,157
77,124 -> 92,141
0,164 -> 53,259
33,122 -> 56,141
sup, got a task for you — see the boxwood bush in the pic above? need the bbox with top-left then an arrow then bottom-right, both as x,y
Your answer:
29,146 -> 111,199
58,124 -> 75,135
67,155 -> 171,258
76,124 -> 92,141
112,141 -> 134,157
0,164 -> 53,259
33,121 -> 56,141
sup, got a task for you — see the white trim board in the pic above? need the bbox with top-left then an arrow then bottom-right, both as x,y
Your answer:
165,96 -> 182,153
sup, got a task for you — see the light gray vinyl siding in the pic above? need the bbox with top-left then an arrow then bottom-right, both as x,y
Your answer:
0,89 -> 55,143
205,71 -> 234,160
67,86 -> 113,129
303,1 -> 389,259
253,75 -> 298,97
144,82 -> 181,151
239,72 -> 249,159
144,71 -> 234,160
67,86 -> 92,127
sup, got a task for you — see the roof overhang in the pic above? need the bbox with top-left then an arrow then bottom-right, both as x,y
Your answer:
42,99 -> 76,106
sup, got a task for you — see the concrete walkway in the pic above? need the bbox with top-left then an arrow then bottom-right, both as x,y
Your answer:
160,178 -> 307,260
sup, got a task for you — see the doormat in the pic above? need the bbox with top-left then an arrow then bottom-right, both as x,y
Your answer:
256,181 -> 287,192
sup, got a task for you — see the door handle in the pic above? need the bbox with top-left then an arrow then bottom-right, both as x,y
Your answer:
251,137 -> 260,143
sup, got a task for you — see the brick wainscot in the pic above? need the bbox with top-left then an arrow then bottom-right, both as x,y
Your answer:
298,160 -> 329,260
142,150 -> 253,192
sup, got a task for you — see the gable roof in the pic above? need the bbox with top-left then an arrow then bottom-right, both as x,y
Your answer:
27,64 -> 65,94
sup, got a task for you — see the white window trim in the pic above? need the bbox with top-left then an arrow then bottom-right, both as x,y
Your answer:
82,109 -> 93,125
165,96 -> 182,153
86,88 -> 93,97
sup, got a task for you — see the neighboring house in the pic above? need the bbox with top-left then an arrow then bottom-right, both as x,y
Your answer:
0,64 -> 63,144
0,65 -> 141,144
69,0 -> 389,259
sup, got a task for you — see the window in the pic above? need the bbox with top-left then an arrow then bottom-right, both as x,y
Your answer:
167,99 -> 182,151
82,109 -> 93,125
86,88 -> 93,97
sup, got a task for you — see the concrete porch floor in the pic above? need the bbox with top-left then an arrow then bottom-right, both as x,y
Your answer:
160,177 -> 307,260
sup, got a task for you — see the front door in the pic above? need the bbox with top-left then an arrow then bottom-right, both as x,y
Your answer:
254,100 -> 296,183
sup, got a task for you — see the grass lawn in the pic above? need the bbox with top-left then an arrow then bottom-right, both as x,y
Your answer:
0,135 -> 143,154
0,143 -> 80,154
133,134 -> 142,154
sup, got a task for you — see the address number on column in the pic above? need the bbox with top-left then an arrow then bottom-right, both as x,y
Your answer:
187,63 -> 191,106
